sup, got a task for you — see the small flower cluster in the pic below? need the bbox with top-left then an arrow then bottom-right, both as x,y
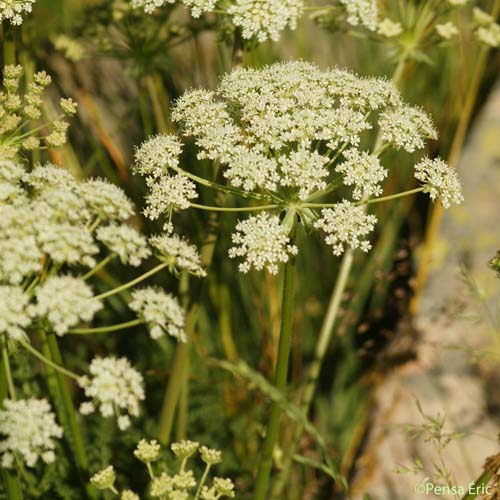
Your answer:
229,213 -> 298,274
227,0 -> 304,42
129,287 -> 186,341
79,356 -> 145,430
473,7 -> 500,48
0,0 -> 35,25
150,233 -> 207,277
314,201 -> 378,256
133,133 -> 197,230
96,224 -> 151,267
31,276 -> 103,335
132,0 -> 304,41
414,158 -> 464,209
0,65 -> 77,159
339,0 -> 378,31
90,438 -> 235,499
0,398 -> 63,468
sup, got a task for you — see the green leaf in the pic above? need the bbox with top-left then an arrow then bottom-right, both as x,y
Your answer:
209,358 -> 346,489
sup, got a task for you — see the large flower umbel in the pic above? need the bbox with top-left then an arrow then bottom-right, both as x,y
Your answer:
135,61 -> 462,273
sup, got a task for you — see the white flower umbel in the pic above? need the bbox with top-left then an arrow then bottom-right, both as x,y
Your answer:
335,148 -> 387,200
228,213 -> 298,275
224,147 -> 279,192
130,0 -> 174,14
414,157 -> 464,208
150,233 -> 206,277
0,0 -> 36,25
0,159 -> 24,184
227,0 -> 305,42
134,439 -> 161,463
90,465 -> 117,491
379,105 -> 437,153
436,22 -> 459,40
213,477 -> 236,498
36,222 -> 98,268
131,0 -> 215,18
314,201 -> 377,256
79,356 -> 145,430
143,174 -> 198,220
377,18 -> 402,37
0,398 -> 63,468
0,285 -> 32,341
134,133 -> 183,178
278,146 -> 329,200
476,22 -> 500,47
339,0 -> 378,31
78,179 -> 135,222
129,287 -> 186,341
0,205 -> 43,284
182,0 -> 217,17
172,89 -> 242,163
32,276 -> 103,335
25,163 -> 77,192
96,224 -> 151,267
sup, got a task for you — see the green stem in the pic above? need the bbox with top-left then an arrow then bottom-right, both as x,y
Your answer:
1,341 -> 16,400
194,464 -> 211,500
361,187 -> 424,205
0,337 -> 23,499
190,202 -> 279,212
2,20 -> 16,65
461,471 -> 494,500
176,272 -> 190,442
170,164 -> 273,202
157,206 -> 220,444
94,262 -> 169,300
175,345 -> 189,441
68,318 -> 144,335
81,254 -> 116,280
18,339 -> 81,381
38,331 -> 89,472
253,225 -> 297,500
157,311 -> 195,444
272,249 -> 354,497
303,187 -> 424,209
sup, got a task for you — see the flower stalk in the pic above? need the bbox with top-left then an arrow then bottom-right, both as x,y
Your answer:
253,222 -> 298,500
94,262 -> 169,300
39,330 -> 89,472
0,336 -> 23,500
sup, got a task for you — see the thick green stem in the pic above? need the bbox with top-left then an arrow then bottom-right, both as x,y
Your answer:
157,308 -> 196,444
461,471 -> 494,500
0,337 -> 23,500
41,331 -> 89,472
2,21 -> 16,66
1,341 -> 16,400
253,227 -> 297,500
272,249 -> 354,497
157,207 -> 220,444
